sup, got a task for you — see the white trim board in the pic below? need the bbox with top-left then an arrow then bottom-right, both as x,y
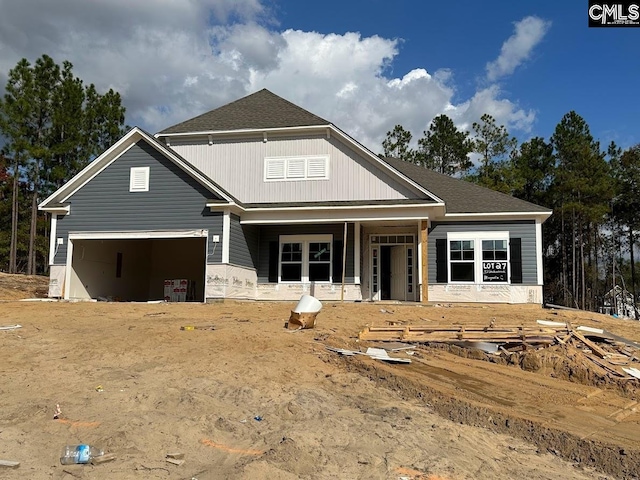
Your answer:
68,230 -> 208,240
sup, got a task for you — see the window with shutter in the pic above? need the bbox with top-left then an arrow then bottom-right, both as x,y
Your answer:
446,232 -> 511,284
129,167 -> 149,192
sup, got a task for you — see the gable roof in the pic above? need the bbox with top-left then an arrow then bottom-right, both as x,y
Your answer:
160,89 -> 330,134
39,127 -> 238,210
383,157 -> 551,215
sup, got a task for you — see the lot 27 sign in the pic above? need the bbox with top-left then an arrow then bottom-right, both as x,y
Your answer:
483,261 -> 507,282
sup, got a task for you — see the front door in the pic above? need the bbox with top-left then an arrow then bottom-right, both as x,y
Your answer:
390,245 -> 406,301
370,234 -> 415,301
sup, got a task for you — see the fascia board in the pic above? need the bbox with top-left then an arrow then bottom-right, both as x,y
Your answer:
38,205 -> 70,214
68,229 -> 208,240
442,211 -> 553,222
155,124 -> 331,139
239,205 -> 438,224
243,202 -> 445,212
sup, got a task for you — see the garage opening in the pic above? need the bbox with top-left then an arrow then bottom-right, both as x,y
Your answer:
67,236 -> 206,302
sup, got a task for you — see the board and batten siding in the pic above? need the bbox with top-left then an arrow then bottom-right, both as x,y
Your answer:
169,134 -> 423,204
229,214 -> 259,269
256,223 -> 355,283
427,221 -> 538,284
55,140 -> 225,265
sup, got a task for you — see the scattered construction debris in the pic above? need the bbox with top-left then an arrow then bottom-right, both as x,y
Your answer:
357,320 -> 639,378
180,325 -> 215,331
326,346 -> 411,363
0,324 -> 21,331
90,453 -> 116,465
165,452 -> 185,466
287,311 -> 317,330
0,460 -> 20,469
287,294 -> 323,330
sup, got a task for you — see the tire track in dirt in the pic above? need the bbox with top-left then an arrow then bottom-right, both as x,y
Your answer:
338,354 -> 640,479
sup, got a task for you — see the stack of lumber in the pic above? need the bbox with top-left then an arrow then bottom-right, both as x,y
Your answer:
358,321 -> 640,379
358,324 -> 568,348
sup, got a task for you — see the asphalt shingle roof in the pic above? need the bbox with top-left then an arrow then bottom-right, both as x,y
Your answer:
383,157 -> 550,214
160,89 -> 330,134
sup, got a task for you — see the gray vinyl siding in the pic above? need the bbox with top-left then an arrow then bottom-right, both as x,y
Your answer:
55,140 -> 225,265
229,214 -> 259,269
257,223 -> 355,283
428,221 -> 537,284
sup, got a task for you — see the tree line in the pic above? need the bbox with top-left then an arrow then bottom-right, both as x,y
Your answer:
382,113 -> 640,314
0,55 -> 127,275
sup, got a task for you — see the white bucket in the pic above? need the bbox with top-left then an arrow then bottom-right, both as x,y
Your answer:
293,294 -> 322,313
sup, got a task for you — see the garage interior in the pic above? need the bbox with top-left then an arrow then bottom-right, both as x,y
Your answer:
68,237 -> 206,302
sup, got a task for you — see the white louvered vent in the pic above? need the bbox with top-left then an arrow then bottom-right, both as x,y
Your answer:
129,167 -> 150,192
287,158 -> 306,178
264,155 -> 330,181
307,157 -> 327,178
265,158 -> 286,180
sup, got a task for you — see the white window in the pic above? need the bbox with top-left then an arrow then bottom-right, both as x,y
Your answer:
447,232 -> 509,284
264,156 -> 329,181
129,167 -> 149,192
279,235 -> 332,283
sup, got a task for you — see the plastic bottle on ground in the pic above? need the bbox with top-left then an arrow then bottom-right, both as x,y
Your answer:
60,444 -> 104,465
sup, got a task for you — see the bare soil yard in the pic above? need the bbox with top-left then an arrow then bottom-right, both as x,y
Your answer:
0,277 -> 639,479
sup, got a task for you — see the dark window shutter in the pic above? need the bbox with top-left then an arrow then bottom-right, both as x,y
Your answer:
332,240 -> 343,284
510,238 -> 523,284
268,241 -> 279,283
436,239 -> 448,283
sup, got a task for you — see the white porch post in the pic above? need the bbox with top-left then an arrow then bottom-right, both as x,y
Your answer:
64,238 -> 74,300
354,221 -> 360,284
48,214 -> 58,266
222,209 -> 230,264
420,220 -> 428,302
536,219 -> 543,285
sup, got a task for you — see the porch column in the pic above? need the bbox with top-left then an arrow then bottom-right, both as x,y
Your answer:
421,220 -> 428,303
354,222 -> 361,284
222,209 -> 230,263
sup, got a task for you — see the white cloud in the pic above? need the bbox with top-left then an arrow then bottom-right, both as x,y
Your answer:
0,1 -> 540,152
485,16 -> 551,82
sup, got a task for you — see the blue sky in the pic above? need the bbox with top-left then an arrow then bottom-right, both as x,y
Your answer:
0,0 -> 638,152
274,0 -> 639,149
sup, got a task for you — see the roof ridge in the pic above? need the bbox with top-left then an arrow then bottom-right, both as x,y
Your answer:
159,89 -> 330,135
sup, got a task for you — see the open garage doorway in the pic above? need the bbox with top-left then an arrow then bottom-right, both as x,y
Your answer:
66,233 -> 207,302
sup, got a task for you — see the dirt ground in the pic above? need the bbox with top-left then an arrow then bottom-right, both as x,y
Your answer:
1,276 -> 639,479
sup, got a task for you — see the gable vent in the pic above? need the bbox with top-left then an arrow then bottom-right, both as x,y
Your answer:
265,158 -> 286,180
129,167 -> 150,192
287,158 -> 306,178
264,155 -> 330,182
307,157 -> 327,178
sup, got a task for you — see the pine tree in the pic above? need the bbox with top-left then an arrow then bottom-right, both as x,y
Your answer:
468,114 -> 518,192
382,125 -> 414,162
0,55 -> 127,274
415,114 -> 473,176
